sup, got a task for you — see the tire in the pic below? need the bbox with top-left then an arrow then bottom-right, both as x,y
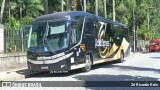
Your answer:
28,68 -> 34,73
117,51 -> 124,63
82,55 -> 92,72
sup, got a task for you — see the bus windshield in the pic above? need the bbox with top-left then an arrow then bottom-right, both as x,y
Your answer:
28,20 -> 68,53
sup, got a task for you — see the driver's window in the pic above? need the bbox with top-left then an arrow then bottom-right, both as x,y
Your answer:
71,23 -> 78,44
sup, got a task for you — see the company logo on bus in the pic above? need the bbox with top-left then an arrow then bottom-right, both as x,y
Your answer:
37,52 -> 65,60
96,22 -> 112,58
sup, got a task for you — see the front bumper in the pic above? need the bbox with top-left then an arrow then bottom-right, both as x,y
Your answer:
27,59 -> 71,72
149,46 -> 160,51
27,52 -> 73,72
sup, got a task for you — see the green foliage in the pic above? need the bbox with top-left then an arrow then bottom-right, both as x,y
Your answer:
48,0 -> 62,12
8,16 -> 20,30
1,0 -> 160,52
155,34 -> 160,39
5,16 -> 33,30
4,15 -> 33,53
86,0 -> 95,14
19,16 -> 33,26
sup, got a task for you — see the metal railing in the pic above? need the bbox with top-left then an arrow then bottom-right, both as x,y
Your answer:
4,29 -> 28,53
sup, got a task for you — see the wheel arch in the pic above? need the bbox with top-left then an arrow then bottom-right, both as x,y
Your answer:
85,50 -> 94,65
121,49 -> 124,57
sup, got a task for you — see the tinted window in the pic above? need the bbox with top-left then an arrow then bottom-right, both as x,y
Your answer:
70,16 -> 84,44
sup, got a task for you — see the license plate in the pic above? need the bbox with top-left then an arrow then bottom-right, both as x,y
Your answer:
41,66 -> 48,69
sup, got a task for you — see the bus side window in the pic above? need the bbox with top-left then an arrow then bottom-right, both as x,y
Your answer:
124,28 -> 129,41
84,18 -> 94,36
70,16 -> 84,44
106,24 -> 114,37
113,25 -> 123,39
71,23 -> 78,44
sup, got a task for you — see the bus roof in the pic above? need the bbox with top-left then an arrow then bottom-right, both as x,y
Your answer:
35,11 -> 125,26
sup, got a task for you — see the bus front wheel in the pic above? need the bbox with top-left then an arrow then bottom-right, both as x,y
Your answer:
82,55 -> 92,72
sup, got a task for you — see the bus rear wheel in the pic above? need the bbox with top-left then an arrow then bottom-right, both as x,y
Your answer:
117,51 -> 124,63
82,55 -> 92,72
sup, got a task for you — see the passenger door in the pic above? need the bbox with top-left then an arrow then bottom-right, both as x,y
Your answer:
83,18 -> 96,51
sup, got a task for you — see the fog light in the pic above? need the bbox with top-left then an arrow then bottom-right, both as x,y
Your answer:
61,64 -> 65,68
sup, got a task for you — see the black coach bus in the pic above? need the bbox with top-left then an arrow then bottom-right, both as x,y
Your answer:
19,11 -> 130,73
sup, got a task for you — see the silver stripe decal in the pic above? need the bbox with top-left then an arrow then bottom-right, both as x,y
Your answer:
71,64 -> 86,70
93,57 -> 119,65
28,52 -> 73,64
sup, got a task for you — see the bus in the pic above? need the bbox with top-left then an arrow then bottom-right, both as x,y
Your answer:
19,11 -> 130,73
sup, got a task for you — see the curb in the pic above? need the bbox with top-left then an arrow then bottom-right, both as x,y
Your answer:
130,52 -> 142,55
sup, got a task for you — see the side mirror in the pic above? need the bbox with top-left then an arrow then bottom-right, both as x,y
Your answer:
19,25 -> 32,48
19,25 -> 32,38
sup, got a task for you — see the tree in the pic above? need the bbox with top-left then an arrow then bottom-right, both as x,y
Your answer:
66,0 -> 70,11
44,0 -> 48,14
95,0 -> 98,15
71,0 -> 77,11
104,0 -> 107,18
61,0 -> 64,11
112,0 -> 115,21
83,0 -> 86,11
48,0 -> 63,12
0,0 -> 6,23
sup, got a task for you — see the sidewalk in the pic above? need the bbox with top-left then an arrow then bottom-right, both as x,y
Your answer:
0,67 -> 47,81
0,67 -> 28,81
0,66 -> 27,73
130,52 -> 143,55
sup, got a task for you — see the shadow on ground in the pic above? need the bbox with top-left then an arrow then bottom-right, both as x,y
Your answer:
73,74 -> 159,90
14,69 -> 49,78
32,60 -> 160,79
74,74 -> 160,90
33,61 -> 118,77
150,57 -> 160,59
72,62 -> 160,89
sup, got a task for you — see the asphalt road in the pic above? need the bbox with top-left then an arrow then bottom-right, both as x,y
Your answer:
1,52 -> 160,90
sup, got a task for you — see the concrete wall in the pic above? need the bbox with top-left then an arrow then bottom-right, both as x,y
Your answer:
0,53 -> 27,69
